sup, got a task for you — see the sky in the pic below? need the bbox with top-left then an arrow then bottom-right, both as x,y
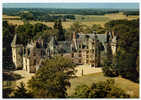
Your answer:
3,3 -> 139,9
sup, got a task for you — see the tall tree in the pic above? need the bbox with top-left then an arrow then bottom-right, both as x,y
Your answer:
54,19 -> 65,41
28,56 -> 76,98
104,19 -> 139,82
3,21 -> 15,69
69,21 -> 84,33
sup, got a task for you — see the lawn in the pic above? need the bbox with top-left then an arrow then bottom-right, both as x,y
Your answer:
67,72 -> 139,98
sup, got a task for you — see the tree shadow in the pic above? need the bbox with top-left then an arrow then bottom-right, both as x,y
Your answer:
3,87 -> 14,98
3,72 -> 23,81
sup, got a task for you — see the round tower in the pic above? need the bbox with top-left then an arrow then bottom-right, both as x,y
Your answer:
11,34 -> 24,69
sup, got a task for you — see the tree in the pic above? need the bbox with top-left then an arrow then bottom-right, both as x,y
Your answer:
91,24 -> 105,34
20,12 -> 33,20
16,22 -> 33,45
72,85 -> 90,98
11,82 -> 33,98
28,56 -> 76,98
3,21 -> 15,69
72,79 -> 129,98
104,19 -> 139,82
32,23 -> 51,34
69,21 -> 84,33
16,22 -> 52,45
102,64 -> 119,77
54,19 -> 65,41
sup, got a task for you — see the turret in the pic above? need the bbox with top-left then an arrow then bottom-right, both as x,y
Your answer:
11,34 -> 24,69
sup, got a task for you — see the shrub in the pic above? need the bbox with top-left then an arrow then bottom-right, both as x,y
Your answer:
72,85 -> 90,98
102,65 -> 119,77
72,79 -> 129,98
11,82 -> 33,98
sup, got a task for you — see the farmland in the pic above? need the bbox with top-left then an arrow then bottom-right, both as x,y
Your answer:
3,12 -> 139,29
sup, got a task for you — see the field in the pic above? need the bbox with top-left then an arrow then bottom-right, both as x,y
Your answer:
67,72 -> 139,98
5,20 -> 106,29
3,15 -> 20,19
3,15 -> 20,20
3,12 -> 139,29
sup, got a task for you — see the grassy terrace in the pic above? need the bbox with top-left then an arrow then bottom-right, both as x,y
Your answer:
67,72 -> 139,98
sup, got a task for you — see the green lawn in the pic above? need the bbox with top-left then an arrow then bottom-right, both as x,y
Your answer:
67,72 -> 139,98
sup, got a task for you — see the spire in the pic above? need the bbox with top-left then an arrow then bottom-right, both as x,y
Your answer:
72,32 -> 77,51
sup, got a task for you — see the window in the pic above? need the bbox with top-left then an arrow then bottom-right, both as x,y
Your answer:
28,49 -> 30,55
79,59 -> 81,63
91,64 -> 94,67
72,53 -> 74,57
34,59 -> 36,65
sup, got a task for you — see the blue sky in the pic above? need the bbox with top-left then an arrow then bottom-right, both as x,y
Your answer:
3,3 -> 139,9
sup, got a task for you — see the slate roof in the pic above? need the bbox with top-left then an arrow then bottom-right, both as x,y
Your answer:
77,33 -> 107,44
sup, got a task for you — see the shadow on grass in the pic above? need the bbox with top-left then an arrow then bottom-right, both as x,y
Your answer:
3,72 -> 23,81
3,87 -> 14,98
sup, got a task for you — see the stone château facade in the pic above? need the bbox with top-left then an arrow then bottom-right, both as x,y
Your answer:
11,31 -> 117,73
